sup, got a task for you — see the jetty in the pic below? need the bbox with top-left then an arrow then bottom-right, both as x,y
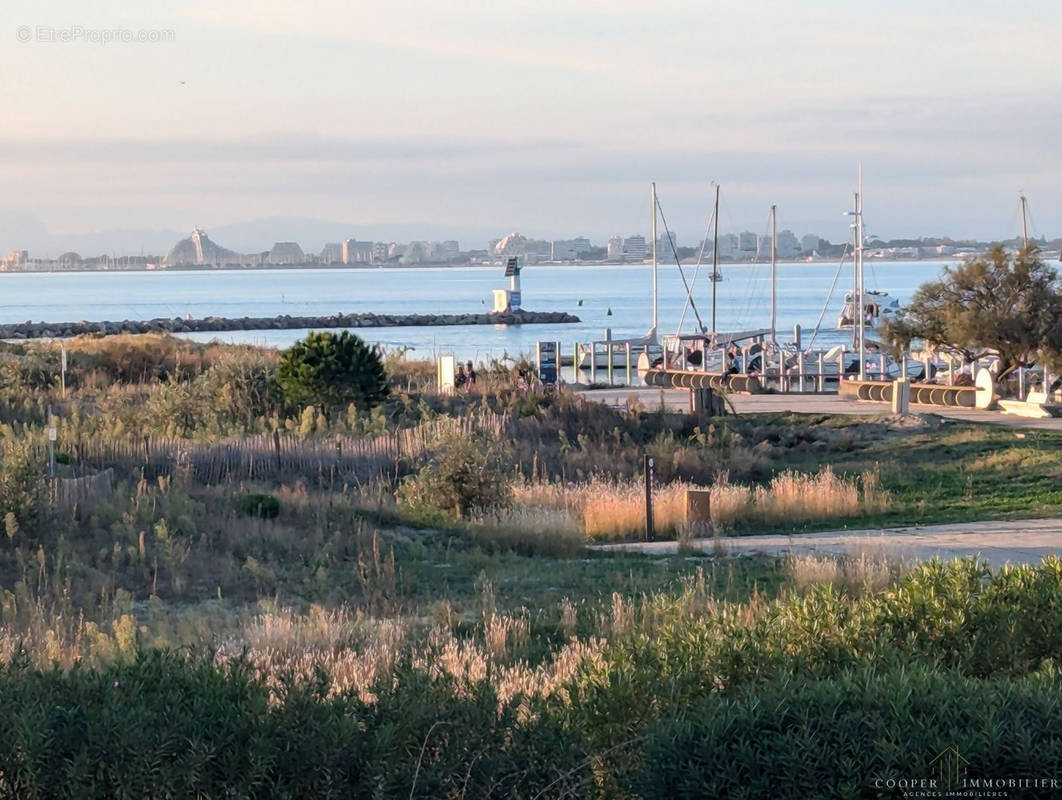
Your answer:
0,309 -> 580,340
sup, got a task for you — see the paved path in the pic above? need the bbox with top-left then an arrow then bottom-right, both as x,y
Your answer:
578,386 -> 1062,431
595,518 -> 1062,567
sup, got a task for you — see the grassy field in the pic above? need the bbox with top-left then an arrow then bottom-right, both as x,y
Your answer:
1,335 -> 1061,796
757,413 -> 1062,530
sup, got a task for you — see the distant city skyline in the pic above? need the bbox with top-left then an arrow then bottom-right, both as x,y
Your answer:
1,1 -> 1058,247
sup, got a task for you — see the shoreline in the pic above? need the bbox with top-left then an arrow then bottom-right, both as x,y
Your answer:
0,256 -> 984,276
0,309 -> 581,341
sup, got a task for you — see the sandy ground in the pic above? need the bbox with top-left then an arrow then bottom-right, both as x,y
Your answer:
595,518 -> 1062,568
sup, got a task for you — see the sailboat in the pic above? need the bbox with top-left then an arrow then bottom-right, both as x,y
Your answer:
837,290 -> 899,329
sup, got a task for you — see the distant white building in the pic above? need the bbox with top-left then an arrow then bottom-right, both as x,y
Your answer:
656,232 -> 678,254
607,235 -> 624,260
716,233 -> 739,258
320,243 -> 343,264
268,242 -> 305,265
777,230 -> 801,258
342,239 -> 373,264
756,234 -> 772,260
801,234 -> 822,256
373,242 -> 391,262
400,241 -> 430,264
623,235 -> 647,261
433,240 -> 460,260
551,237 -> 592,260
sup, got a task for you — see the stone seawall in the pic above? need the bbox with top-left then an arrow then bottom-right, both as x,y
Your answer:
0,310 -> 581,340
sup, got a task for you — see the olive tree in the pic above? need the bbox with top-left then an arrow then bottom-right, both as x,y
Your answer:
883,245 -> 1062,380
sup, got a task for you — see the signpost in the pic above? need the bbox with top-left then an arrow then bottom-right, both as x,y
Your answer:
47,409 -> 57,478
644,454 -> 655,542
536,341 -> 559,386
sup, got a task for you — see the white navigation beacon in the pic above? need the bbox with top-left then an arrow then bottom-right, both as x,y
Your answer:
492,257 -> 522,312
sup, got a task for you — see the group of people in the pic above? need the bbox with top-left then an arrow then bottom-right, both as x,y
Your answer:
454,360 -> 477,391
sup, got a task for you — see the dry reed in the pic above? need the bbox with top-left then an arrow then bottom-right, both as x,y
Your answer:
511,468 -> 888,541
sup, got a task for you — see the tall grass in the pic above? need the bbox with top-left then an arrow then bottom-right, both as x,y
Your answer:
511,468 -> 889,541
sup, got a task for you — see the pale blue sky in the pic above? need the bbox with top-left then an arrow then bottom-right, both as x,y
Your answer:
0,0 -> 1058,251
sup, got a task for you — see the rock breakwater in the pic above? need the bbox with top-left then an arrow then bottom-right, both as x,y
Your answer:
0,310 -> 581,340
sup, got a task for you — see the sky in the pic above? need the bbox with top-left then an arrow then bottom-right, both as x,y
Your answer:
0,0 -> 1059,253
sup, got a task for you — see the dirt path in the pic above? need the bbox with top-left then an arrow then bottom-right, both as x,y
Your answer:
594,518 -> 1062,567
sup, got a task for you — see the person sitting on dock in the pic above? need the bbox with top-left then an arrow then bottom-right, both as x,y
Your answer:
465,361 -> 477,389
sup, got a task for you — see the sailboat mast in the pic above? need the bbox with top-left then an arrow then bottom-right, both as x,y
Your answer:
770,204 -> 777,347
651,181 -> 658,340
711,183 -> 720,334
851,192 -> 859,350
1020,194 -> 1029,249
856,168 -> 866,381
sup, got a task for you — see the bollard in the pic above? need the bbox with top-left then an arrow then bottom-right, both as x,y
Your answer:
891,379 -> 910,415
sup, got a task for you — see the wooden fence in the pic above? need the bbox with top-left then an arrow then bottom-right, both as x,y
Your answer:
40,414 -> 509,488
55,468 -> 115,513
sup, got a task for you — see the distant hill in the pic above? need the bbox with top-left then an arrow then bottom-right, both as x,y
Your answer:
0,211 -> 503,257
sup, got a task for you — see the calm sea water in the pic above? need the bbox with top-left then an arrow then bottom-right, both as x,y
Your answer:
0,261 -> 952,362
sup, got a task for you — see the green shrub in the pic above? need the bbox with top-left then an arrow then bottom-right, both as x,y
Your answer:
397,430 -> 512,517
275,331 -> 388,414
0,442 -> 45,540
637,665 -> 1062,799
0,651 -> 587,799
237,492 -> 280,519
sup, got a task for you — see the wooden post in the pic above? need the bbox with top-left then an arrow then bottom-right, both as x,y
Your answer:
644,454 -> 655,543
817,352 -> 825,392
272,430 -> 282,472
625,341 -> 632,385
685,489 -> 711,529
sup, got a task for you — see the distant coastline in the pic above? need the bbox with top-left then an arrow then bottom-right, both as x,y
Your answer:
0,255 -> 995,276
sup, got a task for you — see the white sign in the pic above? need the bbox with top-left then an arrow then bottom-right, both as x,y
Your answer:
437,356 -> 457,394
48,427 -> 57,442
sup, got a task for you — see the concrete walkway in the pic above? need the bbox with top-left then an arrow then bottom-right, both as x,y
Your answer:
579,386 -> 1062,431
595,518 -> 1062,568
